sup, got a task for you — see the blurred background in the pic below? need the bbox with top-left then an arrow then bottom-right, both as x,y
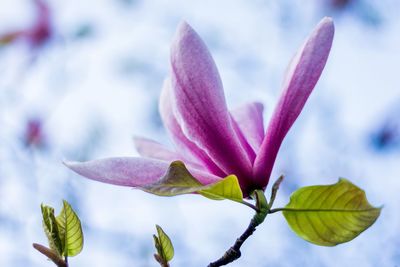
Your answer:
0,0 -> 399,266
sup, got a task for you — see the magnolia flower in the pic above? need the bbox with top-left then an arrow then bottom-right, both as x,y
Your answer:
0,0 -> 52,48
66,18 -> 334,197
24,117 -> 46,148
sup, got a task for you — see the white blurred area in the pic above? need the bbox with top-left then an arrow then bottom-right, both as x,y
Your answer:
0,0 -> 399,266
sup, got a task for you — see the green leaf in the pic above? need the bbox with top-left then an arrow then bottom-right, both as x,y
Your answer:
41,204 -> 63,256
199,175 -> 243,202
282,178 -> 381,246
139,161 -> 243,202
55,200 -> 84,257
154,225 -> 174,263
140,161 -> 203,196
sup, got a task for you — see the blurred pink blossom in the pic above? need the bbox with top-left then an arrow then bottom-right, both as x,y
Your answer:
0,0 -> 52,48
23,117 -> 46,148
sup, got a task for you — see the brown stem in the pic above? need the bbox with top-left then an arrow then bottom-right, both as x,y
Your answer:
207,217 -> 259,267
154,254 -> 170,267
32,243 -> 67,267
207,188 -> 271,267
207,179 -> 283,267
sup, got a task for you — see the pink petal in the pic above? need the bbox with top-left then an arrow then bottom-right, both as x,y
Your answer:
133,136 -> 205,170
230,102 -> 265,153
64,157 -> 221,187
133,136 -> 181,161
159,79 -> 226,176
230,116 -> 256,163
169,22 -> 253,181
253,17 -> 335,187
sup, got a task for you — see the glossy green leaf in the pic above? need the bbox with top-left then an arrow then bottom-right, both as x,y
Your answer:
283,178 -> 381,246
199,175 -> 243,202
139,161 -> 243,202
41,204 -> 63,256
154,225 -> 174,263
56,200 -> 84,257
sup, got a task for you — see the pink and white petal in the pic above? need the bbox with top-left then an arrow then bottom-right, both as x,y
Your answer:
230,102 -> 265,153
230,116 -> 256,163
159,78 -> 226,177
133,136 -> 205,170
133,136 -> 181,161
170,22 -> 253,180
64,157 -> 221,187
253,17 -> 334,187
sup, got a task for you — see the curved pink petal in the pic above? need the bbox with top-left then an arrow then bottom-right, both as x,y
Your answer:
230,116 -> 256,163
159,79 -> 226,177
253,17 -> 335,187
64,157 -> 221,187
133,136 -> 181,161
133,136 -> 205,170
230,102 -> 265,153
170,21 -> 253,182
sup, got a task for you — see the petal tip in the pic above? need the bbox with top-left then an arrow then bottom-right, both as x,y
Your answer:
318,17 -> 335,36
62,160 -> 71,167
177,20 -> 192,30
254,102 -> 264,112
174,21 -> 195,41
321,16 -> 334,24
62,160 -> 81,170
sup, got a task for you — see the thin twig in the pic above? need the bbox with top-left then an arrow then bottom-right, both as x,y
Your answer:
207,216 -> 259,267
32,243 -> 67,267
208,190 -> 269,267
154,254 -> 170,267
207,175 -> 286,267
240,200 -> 259,212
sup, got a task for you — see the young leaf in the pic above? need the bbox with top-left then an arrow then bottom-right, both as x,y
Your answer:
153,225 -> 174,265
282,178 -> 381,246
41,204 -> 63,256
139,161 -> 244,202
140,161 -> 203,196
56,200 -> 84,257
199,175 -> 243,202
